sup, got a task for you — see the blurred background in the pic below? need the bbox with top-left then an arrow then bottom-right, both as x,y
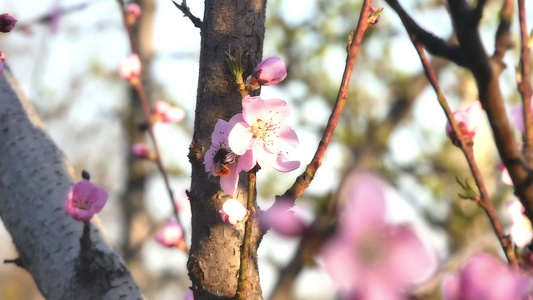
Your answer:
0,0 -> 532,299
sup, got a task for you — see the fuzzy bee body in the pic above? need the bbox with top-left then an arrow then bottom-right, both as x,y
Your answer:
213,148 -> 238,177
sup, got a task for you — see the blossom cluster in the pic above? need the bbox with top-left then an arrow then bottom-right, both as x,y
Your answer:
204,56 -> 300,197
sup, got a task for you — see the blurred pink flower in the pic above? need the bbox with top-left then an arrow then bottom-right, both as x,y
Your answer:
65,179 -> 108,222
248,56 -> 287,90
260,197 -> 306,237
125,3 -> 141,27
131,143 -> 152,159
155,219 -> 184,248
228,96 -> 300,171
204,119 -> 254,195
119,54 -> 141,83
442,253 -> 529,300
0,13 -> 17,33
445,101 -> 483,146
321,172 -> 436,299
506,199 -> 533,248
219,199 -> 247,225
152,101 -> 185,123
0,51 -> 5,62
174,190 -> 191,212
509,101 -> 533,132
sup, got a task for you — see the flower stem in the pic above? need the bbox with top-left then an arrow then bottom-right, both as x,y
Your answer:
236,168 -> 257,299
410,36 -> 518,269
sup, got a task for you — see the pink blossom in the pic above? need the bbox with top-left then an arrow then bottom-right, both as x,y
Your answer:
152,101 -> 185,123
0,51 -> 6,62
219,199 -> 247,225
155,219 -> 184,248
204,119 -> 254,195
65,179 -> 108,222
0,13 -> 17,33
119,54 -> 141,83
445,101 -> 483,146
131,143 -> 152,159
506,199 -> 533,247
125,3 -> 141,27
442,253 -> 529,300
227,96 -> 300,171
321,172 -> 436,299
249,56 -> 287,89
260,197 -> 306,237
174,190 -> 191,212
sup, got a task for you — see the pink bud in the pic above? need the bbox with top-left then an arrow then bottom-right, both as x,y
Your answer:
152,101 -> 185,123
125,3 -> 141,27
65,179 -> 108,222
219,199 -> 247,225
155,219 -> 184,248
251,56 -> 287,88
0,13 -> 17,33
119,54 -> 141,83
0,51 -> 6,62
445,101 -> 482,146
131,143 -> 151,159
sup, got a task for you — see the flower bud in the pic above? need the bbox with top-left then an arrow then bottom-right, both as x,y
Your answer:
65,179 -> 108,222
125,3 -> 141,27
0,13 -> 17,33
248,56 -> 287,90
219,199 -> 247,225
152,101 -> 185,123
119,54 -> 141,84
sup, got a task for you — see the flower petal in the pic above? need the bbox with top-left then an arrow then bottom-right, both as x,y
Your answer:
228,120 -> 254,155
220,162 -> 240,195
273,153 -> 300,172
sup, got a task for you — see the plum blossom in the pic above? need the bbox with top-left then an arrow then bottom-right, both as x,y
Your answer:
321,171 -> 436,300
506,199 -> 533,248
155,219 -> 185,249
0,13 -> 17,33
219,199 -> 247,225
248,56 -> 287,90
445,101 -> 483,146
442,253 -> 529,300
125,3 -> 141,27
152,101 -> 185,123
65,179 -> 108,222
205,119 -> 254,195
260,197 -> 306,237
119,54 -> 141,83
228,96 -> 300,171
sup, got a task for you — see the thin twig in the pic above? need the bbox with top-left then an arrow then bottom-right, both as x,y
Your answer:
273,0 -> 374,208
172,0 -> 203,29
517,0 -> 533,164
117,0 -> 185,243
236,168 -> 257,299
411,36 -> 518,269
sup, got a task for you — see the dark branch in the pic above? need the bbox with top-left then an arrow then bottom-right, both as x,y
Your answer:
385,0 -> 466,66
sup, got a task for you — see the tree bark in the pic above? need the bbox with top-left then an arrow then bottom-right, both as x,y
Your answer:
0,68 -> 143,300
187,0 -> 266,299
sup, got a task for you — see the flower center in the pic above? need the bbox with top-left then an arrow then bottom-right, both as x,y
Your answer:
356,231 -> 386,267
75,198 -> 91,210
250,119 -> 270,140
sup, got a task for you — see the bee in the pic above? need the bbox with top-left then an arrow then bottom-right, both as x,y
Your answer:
213,148 -> 238,177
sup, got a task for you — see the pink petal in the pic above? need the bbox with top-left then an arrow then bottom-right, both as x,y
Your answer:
204,146 -> 217,174
339,172 -> 387,238
253,56 -> 287,86
510,104 -> 525,132
228,119 -> 253,155
242,96 -> 267,125
219,199 -> 247,225
441,275 -> 460,300
273,153 -> 300,172
212,119 -> 229,146
386,226 -> 436,285
261,201 -> 306,237
220,162 -> 240,195
236,150 -> 255,172
465,101 -> 483,133
155,219 -> 184,247
262,98 -> 291,124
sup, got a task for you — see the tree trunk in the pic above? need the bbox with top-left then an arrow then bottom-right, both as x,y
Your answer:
187,0 -> 266,299
0,69 -> 143,300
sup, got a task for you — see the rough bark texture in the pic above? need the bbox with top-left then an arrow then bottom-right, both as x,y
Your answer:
187,1 -> 266,299
0,69 -> 143,300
